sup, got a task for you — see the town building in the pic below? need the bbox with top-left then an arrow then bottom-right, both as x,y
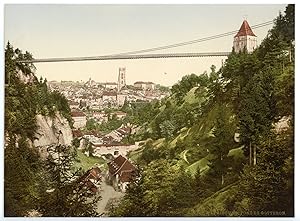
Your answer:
101,91 -> 118,107
233,20 -> 257,53
71,111 -> 87,129
116,93 -> 127,107
93,143 -> 138,158
134,81 -> 155,90
92,111 -> 108,123
113,111 -> 127,120
107,155 -> 137,192
103,82 -> 118,90
85,77 -> 97,88
78,166 -> 102,193
102,91 -> 117,101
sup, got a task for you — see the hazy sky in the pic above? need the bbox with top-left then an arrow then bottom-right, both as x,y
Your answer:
5,4 -> 287,86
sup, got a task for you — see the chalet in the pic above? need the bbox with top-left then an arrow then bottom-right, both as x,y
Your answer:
107,155 -> 137,192
71,111 -> 87,129
78,166 -> 102,193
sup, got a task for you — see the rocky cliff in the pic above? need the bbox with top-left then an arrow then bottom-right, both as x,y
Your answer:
33,112 -> 73,157
15,67 -> 73,156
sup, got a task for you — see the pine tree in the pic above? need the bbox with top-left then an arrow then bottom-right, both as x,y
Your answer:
236,128 -> 294,216
38,144 -> 100,217
208,104 -> 235,186
239,68 -> 275,166
4,137 -> 42,216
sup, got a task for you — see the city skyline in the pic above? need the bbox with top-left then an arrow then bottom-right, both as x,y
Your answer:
5,4 -> 286,86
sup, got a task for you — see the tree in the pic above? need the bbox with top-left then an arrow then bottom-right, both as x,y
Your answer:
235,128 -> 294,216
38,144 -> 100,216
239,68 -> 276,166
208,104 -> 236,186
171,74 -> 202,104
4,137 -> 42,216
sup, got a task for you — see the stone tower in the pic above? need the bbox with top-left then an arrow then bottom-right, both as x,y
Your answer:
233,20 -> 257,53
118,67 -> 126,91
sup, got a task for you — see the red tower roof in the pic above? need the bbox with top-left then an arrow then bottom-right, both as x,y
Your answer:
234,20 -> 256,37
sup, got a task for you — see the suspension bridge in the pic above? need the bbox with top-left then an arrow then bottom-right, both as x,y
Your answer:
18,52 -> 231,63
16,20 -> 273,64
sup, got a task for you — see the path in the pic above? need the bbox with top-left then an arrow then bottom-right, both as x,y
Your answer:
97,180 -> 124,216
182,149 -> 189,164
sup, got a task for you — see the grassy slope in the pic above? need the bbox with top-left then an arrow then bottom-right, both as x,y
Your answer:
181,87 -> 198,105
74,149 -> 107,172
185,155 -> 210,176
186,181 -> 240,216
128,147 -> 144,163
185,146 -> 245,177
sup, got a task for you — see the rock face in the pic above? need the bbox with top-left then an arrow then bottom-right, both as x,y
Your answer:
33,112 -> 73,157
16,68 -> 36,84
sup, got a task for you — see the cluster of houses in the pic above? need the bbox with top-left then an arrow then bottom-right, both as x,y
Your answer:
71,110 -> 127,129
73,123 -> 139,158
48,77 -> 169,111
78,155 -> 137,193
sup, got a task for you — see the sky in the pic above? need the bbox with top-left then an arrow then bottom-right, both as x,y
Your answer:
4,4 -> 287,86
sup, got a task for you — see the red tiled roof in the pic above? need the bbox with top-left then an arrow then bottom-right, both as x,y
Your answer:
72,130 -> 83,138
117,127 -> 131,135
84,130 -> 102,137
119,170 -> 137,182
234,20 -> 256,37
77,167 -> 102,193
71,111 -> 86,117
107,155 -> 136,176
90,167 -> 102,178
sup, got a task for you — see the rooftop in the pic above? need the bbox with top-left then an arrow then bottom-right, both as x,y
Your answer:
107,155 -> 136,177
71,111 -> 86,117
134,81 -> 155,85
234,20 -> 256,37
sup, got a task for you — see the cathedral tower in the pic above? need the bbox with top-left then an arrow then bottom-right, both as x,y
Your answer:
118,67 -> 126,91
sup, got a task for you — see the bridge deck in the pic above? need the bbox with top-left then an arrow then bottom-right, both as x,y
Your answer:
17,52 -> 231,63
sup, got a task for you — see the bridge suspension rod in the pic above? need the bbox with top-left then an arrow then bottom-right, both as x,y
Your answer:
17,52 -> 231,63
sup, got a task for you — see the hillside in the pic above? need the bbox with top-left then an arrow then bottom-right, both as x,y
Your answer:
4,44 -> 76,216
112,5 -> 294,217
